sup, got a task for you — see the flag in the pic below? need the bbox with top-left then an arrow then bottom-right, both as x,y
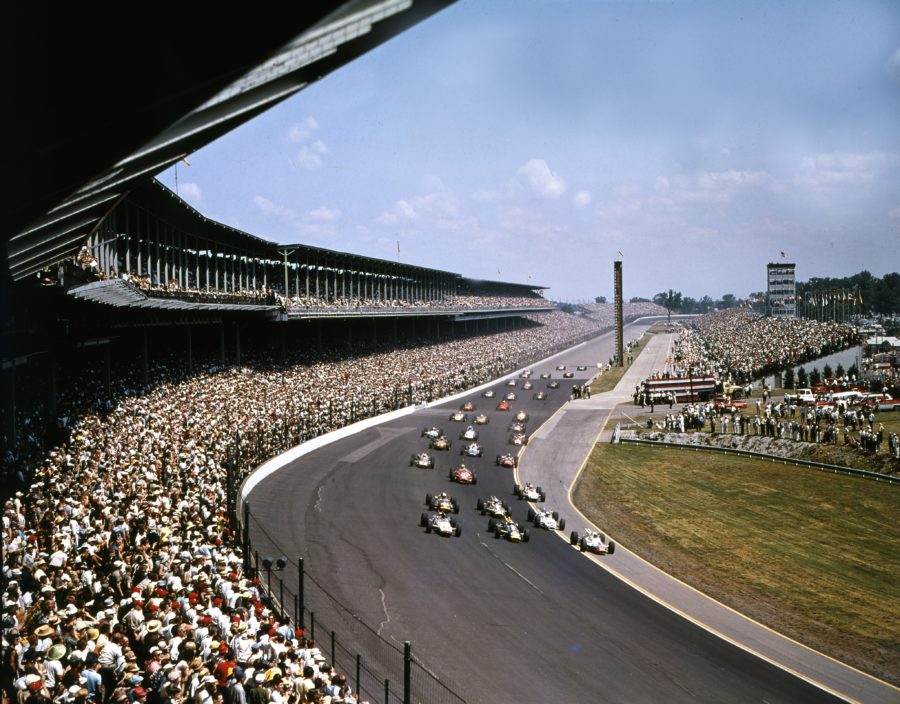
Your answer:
396,240 -> 400,257
617,250 -> 624,257
780,250 -> 787,258
181,157 -> 191,167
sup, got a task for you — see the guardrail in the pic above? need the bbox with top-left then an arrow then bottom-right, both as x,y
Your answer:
618,437 -> 900,484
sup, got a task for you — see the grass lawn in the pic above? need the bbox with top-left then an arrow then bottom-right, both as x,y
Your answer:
574,443 -> 900,685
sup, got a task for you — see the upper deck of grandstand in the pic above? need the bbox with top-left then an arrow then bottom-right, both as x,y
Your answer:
58,180 -> 552,320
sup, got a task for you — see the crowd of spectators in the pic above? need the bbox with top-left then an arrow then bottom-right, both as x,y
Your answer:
279,293 -> 550,313
578,302 -> 669,327
671,310 -> 856,382
650,397 -> 899,460
1,311 -> 601,704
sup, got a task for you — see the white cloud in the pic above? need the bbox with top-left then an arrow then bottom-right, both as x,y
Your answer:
573,191 -> 592,208
288,116 -> 319,143
253,195 -> 297,222
517,159 -> 567,198
296,140 -> 328,170
795,151 -> 893,191
887,48 -> 900,78
375,182 -> 472,232
306,206 -> 341,222
652,169 -> 770,206
178,182 -> 203,207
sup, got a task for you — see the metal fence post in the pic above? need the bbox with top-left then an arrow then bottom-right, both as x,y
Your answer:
384,680 -> 389,704
403,641 -> 411,704
243,501 -> 251,574
298,556 -> 304,627
356,654 -> 361,695
330,631 -> 336,667
310,612 -> 315,642
279,577 -> 284,619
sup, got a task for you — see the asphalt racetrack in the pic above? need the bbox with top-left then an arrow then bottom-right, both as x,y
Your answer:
246,320 -> 847,703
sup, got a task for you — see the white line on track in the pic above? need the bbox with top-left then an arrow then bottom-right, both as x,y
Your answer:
478,540 -> 544,594
377,588 -> 391,636
314,486 -> 325,513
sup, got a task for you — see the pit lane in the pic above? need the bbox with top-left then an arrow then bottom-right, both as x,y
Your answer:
245,319 -> 848,704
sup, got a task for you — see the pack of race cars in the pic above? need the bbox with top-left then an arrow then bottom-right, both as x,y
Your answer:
411,367 -> 614,556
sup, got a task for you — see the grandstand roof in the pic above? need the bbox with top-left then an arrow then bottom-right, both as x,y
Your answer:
5,1 -> 455,282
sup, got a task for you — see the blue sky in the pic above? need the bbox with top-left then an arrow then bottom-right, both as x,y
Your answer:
158,0 -> 900,302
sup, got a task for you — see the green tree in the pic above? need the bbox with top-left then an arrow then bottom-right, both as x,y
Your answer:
630,297 -> 650,303
823,363 -> 833,379
720,293 -> 737,309
809,367 -> 821,386
783,367 -> 795,389
594,296 -> 607,303
654,290 -> 683,323
698,295 -> 714,313
797,367 -> 808,388
847,362 -> 859,380
835,363 -> 845,378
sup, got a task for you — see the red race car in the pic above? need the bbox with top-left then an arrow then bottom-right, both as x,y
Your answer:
449,463 -> 478,484
496,400 -> 511,411
495,453 -> 518,468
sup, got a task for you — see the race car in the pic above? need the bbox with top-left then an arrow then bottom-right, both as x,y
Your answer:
473,413 -> 490,425
488,515 -> 530,543
540,373 -> 552,379
477,495 -> 509,517
522,381 -> 533,390
460,442 -> 484,458
533,391 -> 548,401
528,507 -> 565,531
570,528 -> 615,555
576,365 -> 588,371
563,371 -> 575,379
420,511 -> 461,537
504,392 -> 517,401
556,365 -> 566,371
461,401 -> 476,412
508,421 -> 526,433
425,492 -> 459,514
520,370 -> 533,378
506,379 -> 517,387
547,381 -> 560,389
496,400 -> 511,411
421,426 -> 443,440
514,482 -> 546,502
459,425 -> 479,441
509,432 -> 529,446
429,435 -> 452,451
449,411 -> 468,422
513,410 -> 529,423
482,389 -> 496,398
409,452 -> 435,469
449,464 -> 477,484
495,453 -> 518,468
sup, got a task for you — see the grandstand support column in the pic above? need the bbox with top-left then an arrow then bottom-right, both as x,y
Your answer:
1,362 -> 15,454
187,328 -> 193,374
45,352 -> 57,435
141,329 -> 149,385
235,323 -> 241,369
104,343 -> 111,396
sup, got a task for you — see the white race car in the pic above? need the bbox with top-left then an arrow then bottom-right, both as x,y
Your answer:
504,392 -> 517,401
509,432 -> 529,446
522,381 -> 533,390
420,511 -> 461,537
482,389 -> 496,398
570,528 -> 615,555
508,421 -> 527,433
409,452 -> 435,469
528,507 -> 566,531
506,379 -> 517,387
460,442 -> 484,458
421,427 -> 443,440
513,410 -> 529,423
514,483 -> 546,502
459,425 -> 479,441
